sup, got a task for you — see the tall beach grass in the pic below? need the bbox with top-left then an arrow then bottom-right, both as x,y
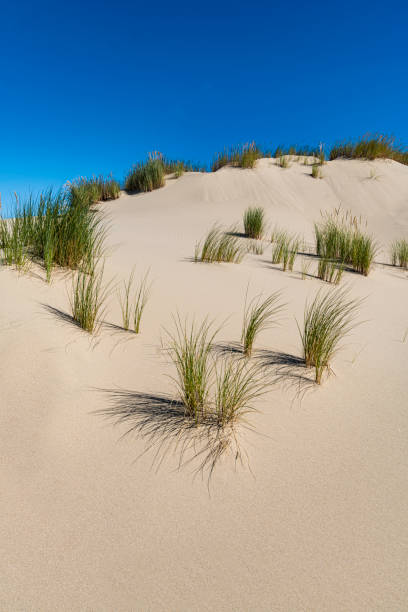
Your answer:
298,287 -> 363,384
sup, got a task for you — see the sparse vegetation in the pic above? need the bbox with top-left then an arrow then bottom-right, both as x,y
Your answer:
246,239 -> 265,255
133,270 -> 151,333
298,287 -> 363,384
311,164 -> 322,179
125,156 -> 166,193
212,142 -> 263,172
0,190 -> 106,280
317,257 -> 344,284
330,134 -> 408,165
278,155 -> 290,168
70,264 -> 110,334
118,268 -> 151,333
315,208 -> 377,276
243,206 -> 265,239
68,175 -> 120,206
241,290 -> 285,357
271,229 -> 299,270
194,226 -> 246,263
390,239 -> 408,268
214,356 -> 269,427
166,316 -> 218,423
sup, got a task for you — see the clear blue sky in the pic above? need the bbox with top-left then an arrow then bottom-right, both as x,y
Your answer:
1,0 -> 407,211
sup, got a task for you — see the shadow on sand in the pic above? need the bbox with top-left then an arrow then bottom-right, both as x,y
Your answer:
95,389 -> 252,484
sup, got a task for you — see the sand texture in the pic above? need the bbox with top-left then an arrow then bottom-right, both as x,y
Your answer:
1,158 -> 407,611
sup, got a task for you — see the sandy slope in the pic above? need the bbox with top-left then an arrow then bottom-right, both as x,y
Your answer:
1,158 -> 407,611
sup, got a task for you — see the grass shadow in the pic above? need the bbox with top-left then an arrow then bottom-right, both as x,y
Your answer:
254,349 -> 316,398
95,388 -> 252,484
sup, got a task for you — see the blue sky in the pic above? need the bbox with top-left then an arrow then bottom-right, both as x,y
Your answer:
1,0 -> 407,211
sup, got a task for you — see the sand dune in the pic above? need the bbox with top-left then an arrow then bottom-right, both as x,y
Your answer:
1,158 -> 408,611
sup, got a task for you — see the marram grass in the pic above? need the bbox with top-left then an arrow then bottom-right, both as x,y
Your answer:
243,206 -> 265,239
390,239 -> 408,268
70,264 -> 111,334
194,226 -> 246,263
298,286 -> 364,384
241,289 -> 285,357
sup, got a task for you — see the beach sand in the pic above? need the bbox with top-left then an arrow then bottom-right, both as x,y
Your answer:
1,158 -> 407,611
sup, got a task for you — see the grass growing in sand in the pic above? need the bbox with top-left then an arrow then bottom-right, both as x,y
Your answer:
70,264 -> 111,334
298,287 -> 363,384
317,257 -> 344,284
243,206 -> 265,239
390,239 -> 408,268
194,226 -> 246,263
118,269 -> 151,333
0,190 -> 106,281
211,142 -> 262,171
166,316 -> 217,423
330,134 -> 408,165
214,356 -> 269,427
271,229 -> 299,271
311,164 -> 322,179
241,290 -> 285,357
315,208 -> 377,276
125,155 -> 166,192
68,175 -> 120,206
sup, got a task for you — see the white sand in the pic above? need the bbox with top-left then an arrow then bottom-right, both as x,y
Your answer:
1,158 -> 407,611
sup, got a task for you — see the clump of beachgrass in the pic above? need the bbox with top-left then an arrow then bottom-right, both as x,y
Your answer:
311,164 -> 322,179
0,189 -> 106,281
212,142 -> 262,171
278,155 -> 290,168
194,226 -> 246,263
174,162 -> 184,178
213,356 -> 269,427
70,264 -> 110,334
330,134 -> 408,165
243,206 -> 265,239
68,175 -> 120,207
125,153 -> 166,192
246,239 -> 265,255
317,258 -> 344,284
241,289 -> 285,357
315,208 -> 377,276
271,228 -> 299,270
298,286 -> 364,384
390,239 -> 408,268
118,268 -> 151,333
166,315 -> 218,423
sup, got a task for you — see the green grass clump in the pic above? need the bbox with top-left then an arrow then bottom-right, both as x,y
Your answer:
68,175 -> 120,207
0,190 -> 106,281
278,155 -> 290,168
315,208 -> 376,276
271,229 -> 299,270
194,226 -> 246,263
214,356 -> 268,427
243,206 -> 265,239
390,239 -> 408,268
311,164 -> 322,179
166,316 -> 218,423
70,264 -> 110,333
212,142 -> 262,172
119,268 -> 151,333
298,287 -> 363,384
174,162 -> 185,178
125,156 -> 165,192
241,290 -> 285,357
330,134 -> 408,165
317,258 -> 344,284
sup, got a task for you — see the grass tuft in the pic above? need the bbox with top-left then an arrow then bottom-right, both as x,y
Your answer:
70,264 -> 110,334
241,289 -> 285,357
298,286 -> 364,384
390,239 -> 408,268
194,226 -> 246,263
315,208 -> 377,276
243,206 -> 265,239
